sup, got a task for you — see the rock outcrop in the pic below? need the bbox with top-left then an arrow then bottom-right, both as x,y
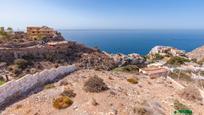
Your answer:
187,45 -> 204,62
148,46 -> 186,59
111,53 -> 146,67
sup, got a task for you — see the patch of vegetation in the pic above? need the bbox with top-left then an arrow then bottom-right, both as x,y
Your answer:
44,83 -> 55,89
112,65 -> 139,73
127,77 -> 139,84
0,80 -> 6,86
84,75 -> 109,93
53,96 -> 73,109
14,59 -> 30,69
174,100 -> 189,110
154,53 -> 164,60
61,88 -> 76,98
168,70 -> 192,82
167,56 -> 190,66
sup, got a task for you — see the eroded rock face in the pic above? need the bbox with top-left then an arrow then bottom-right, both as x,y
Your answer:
187,45 -> 204,62
78,52 -> 116,70
148,46 -> 186,59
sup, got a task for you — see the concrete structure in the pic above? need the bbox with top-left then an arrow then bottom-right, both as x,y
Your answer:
27,26 -> 58,39
140,67 -> 168,78
0,65 -> 77,108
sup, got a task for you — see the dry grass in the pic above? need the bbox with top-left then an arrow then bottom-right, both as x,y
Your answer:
179,85 -> 202,102
84,75 -> 109,93
53,96 -> 73,109
61,88 -> 76,98
112,65 -> 139,74
133,106 -> 152,115
168,70 -> 192,82
173,100 -> 189,110
127,77 -> 139,84
44,84 -> 55,89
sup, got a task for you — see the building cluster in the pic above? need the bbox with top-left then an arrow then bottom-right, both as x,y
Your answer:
0,26 -> 62,41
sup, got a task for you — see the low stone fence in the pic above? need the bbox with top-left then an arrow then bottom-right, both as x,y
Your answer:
0,65 -> 77,107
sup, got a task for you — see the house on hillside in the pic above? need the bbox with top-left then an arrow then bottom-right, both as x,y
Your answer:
27,26 -> 60,40
140,67 -> 169,78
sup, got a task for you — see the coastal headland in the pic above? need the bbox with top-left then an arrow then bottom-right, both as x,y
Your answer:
0,26 -> 204,114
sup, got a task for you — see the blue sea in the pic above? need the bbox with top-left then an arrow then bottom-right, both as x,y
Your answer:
60,30 -> 204,55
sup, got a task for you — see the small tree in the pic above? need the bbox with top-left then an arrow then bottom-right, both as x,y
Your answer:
7,27 -> 13,33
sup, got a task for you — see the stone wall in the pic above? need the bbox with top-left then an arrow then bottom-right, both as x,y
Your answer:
0,65 -> 77,107
0,42 -> 74,61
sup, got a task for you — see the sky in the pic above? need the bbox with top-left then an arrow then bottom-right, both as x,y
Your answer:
0,0 -> 204,29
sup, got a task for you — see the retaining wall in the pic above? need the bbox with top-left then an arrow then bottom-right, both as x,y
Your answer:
0,65 -> 77,107
0,43 -> 71,61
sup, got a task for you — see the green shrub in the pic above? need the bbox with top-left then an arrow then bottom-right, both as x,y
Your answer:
167,56 -> 190,66
127,77 -> 139,84
84,75 -> 109,93
53,96 -> 73,109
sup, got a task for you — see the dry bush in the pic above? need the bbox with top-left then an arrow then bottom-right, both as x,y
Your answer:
127,77 -> 139,84
14,59 -> 29,69
61,88 -> 76,98
44,84 -> 55,89
133,101 -> 165,115
179,85 -> 202,102
133,106 -> 152,115
167,56 -> 190,66
173,100 -> 189,110
113,65 -> 139,73
53,96 -> 73,109
84,75 -> 109,93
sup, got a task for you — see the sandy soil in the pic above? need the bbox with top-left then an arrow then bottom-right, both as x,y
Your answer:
2,69 -> 204,115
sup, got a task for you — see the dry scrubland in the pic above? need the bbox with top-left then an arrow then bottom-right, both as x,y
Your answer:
2,69 -> 204,115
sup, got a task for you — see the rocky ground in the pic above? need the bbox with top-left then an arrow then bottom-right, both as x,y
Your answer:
187,45 -> 204,63
1,44 -> 204,115
2,69 -> 204,115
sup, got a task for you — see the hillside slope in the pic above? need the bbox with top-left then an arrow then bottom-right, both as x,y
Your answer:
2,69 -> 204,115
187,45 -> 204,62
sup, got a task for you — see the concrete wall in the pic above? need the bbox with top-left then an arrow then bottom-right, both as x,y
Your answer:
0,65 -> 77,107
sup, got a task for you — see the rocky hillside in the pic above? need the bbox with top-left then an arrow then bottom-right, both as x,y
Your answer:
2,69 -> 204,115
187,45 -> 204,62
1,44 -> 204,115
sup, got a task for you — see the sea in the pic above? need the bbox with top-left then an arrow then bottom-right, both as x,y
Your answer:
60,30 -> 204,55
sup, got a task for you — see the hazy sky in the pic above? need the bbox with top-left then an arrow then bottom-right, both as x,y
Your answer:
1,0 -> 204,29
